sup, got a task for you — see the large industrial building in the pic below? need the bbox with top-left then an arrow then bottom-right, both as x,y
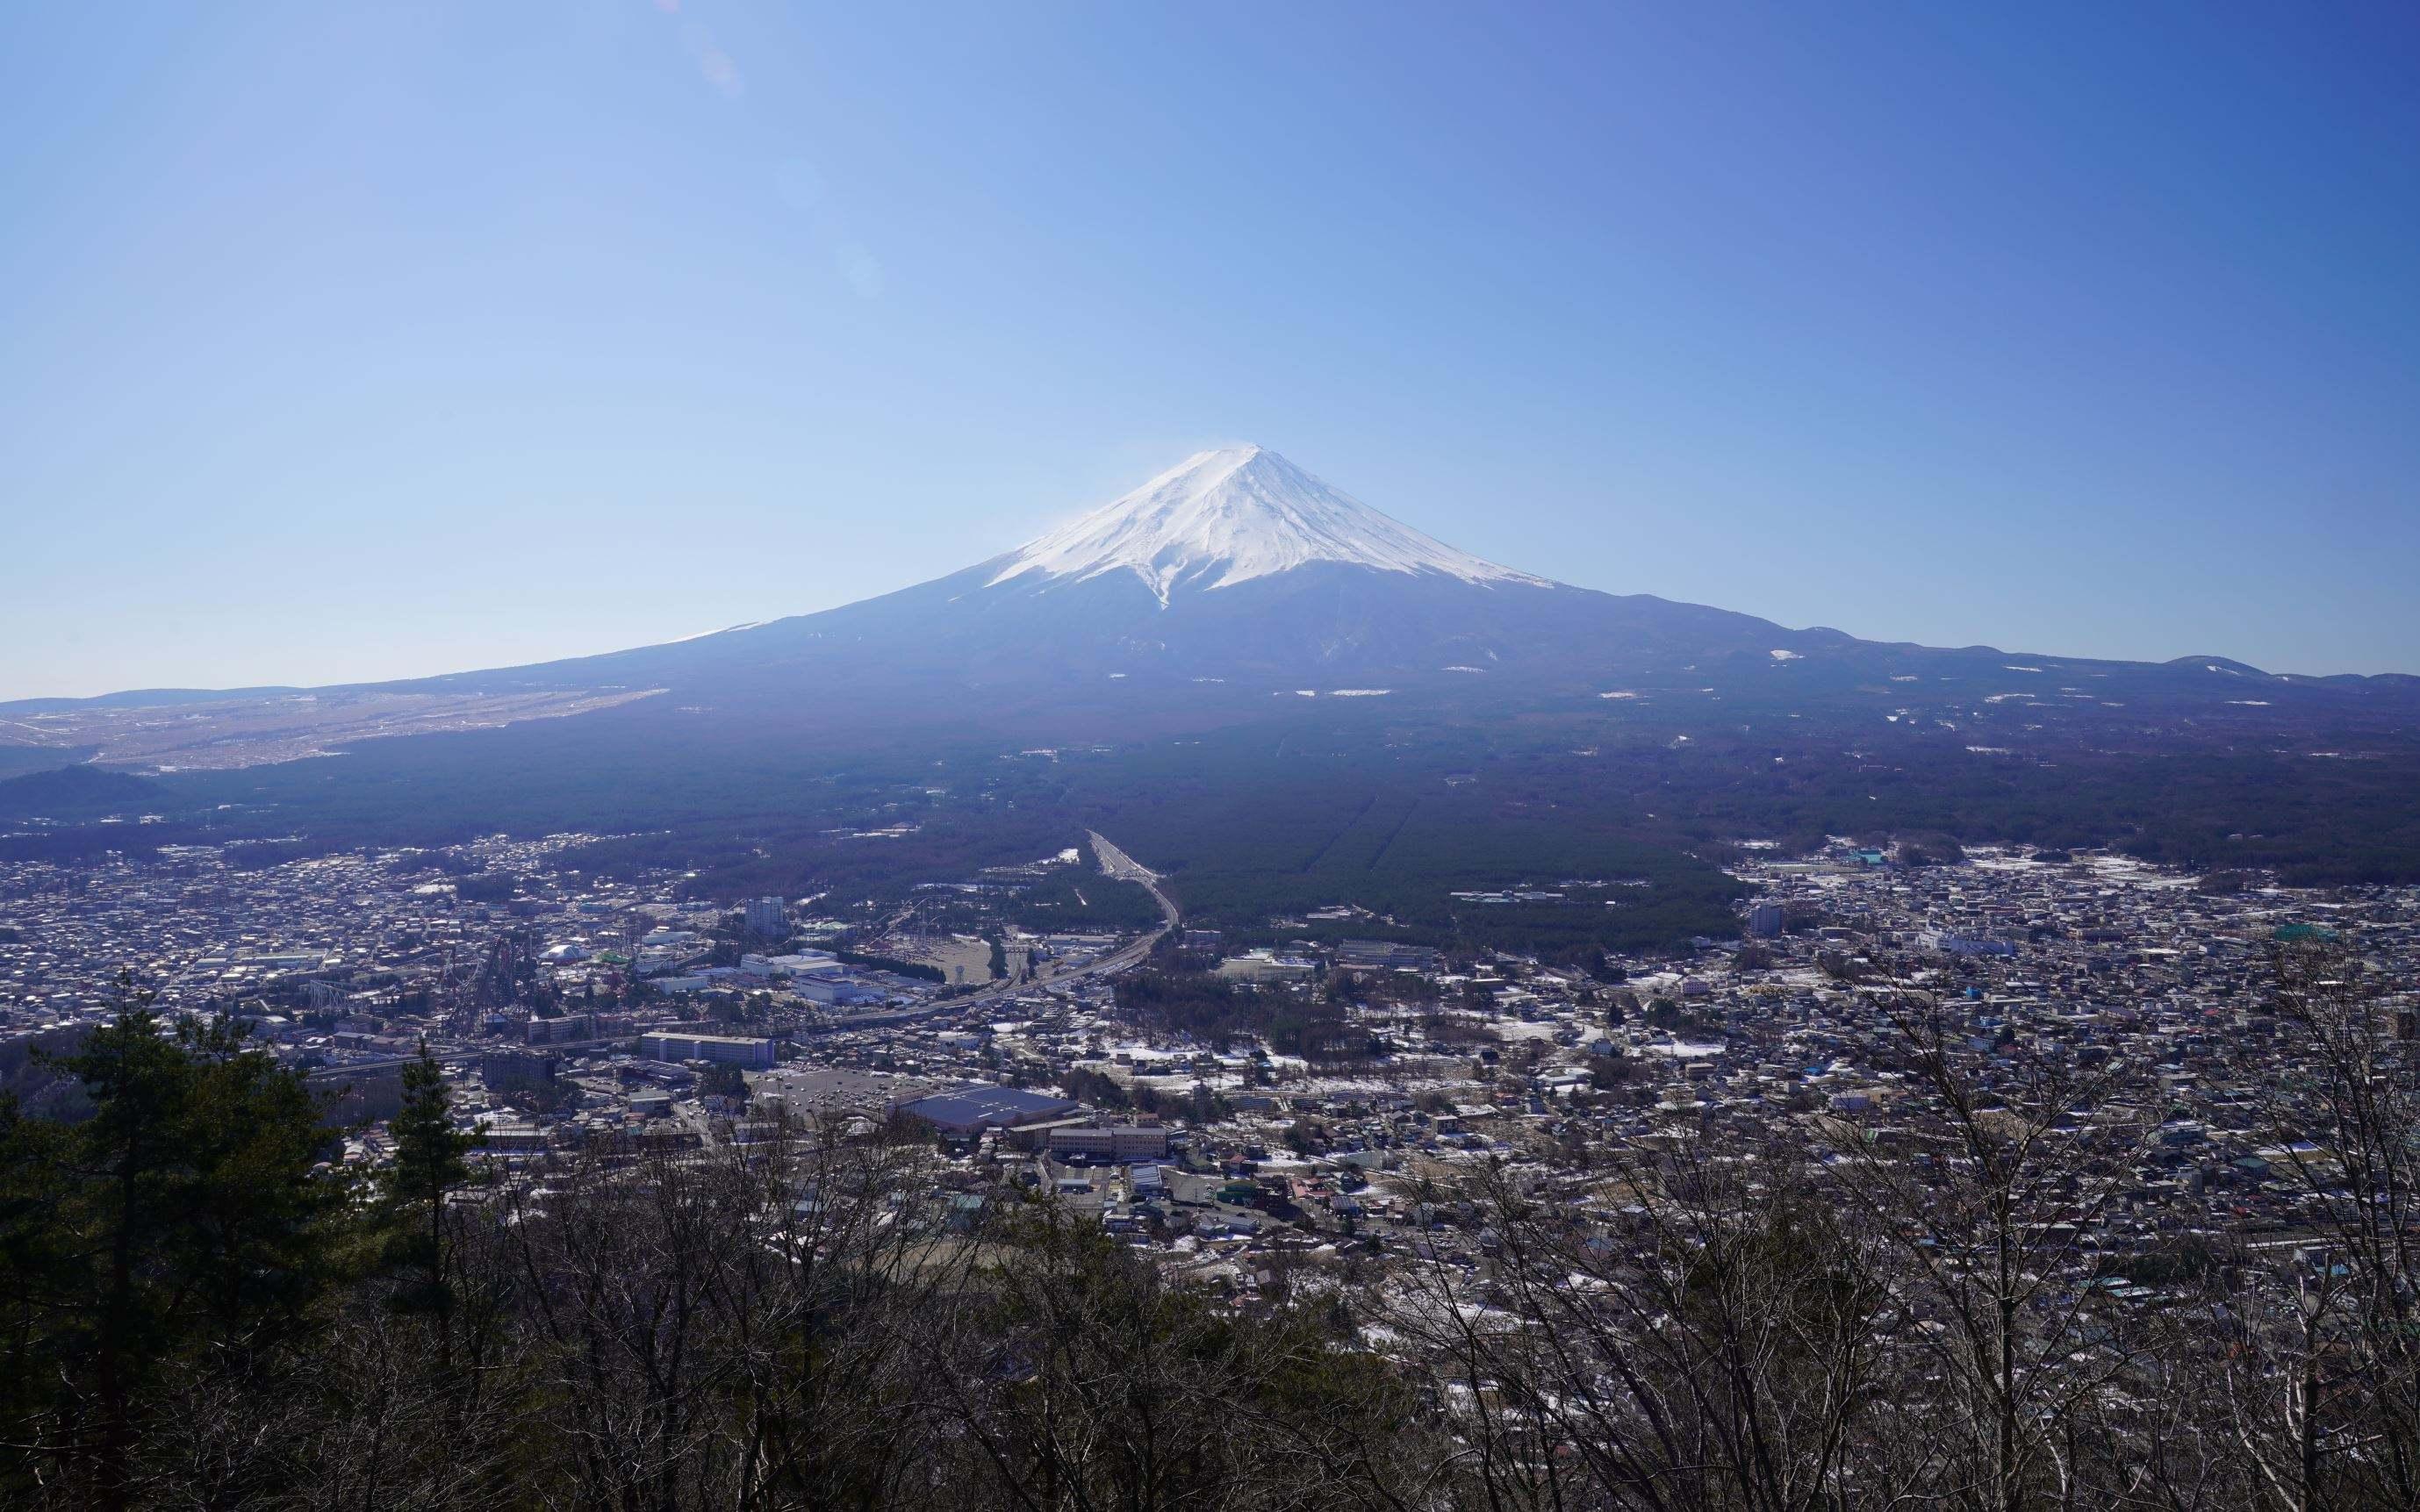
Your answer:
893,1083 -> 1080,1136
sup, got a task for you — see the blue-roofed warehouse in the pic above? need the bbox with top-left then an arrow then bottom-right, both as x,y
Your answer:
895,1084 -> 1081,1136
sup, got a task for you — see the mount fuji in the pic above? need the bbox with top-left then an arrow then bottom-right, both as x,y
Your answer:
8,442 -> 2420,903
439,443 -> 1811,712
5,442 -> 2417,779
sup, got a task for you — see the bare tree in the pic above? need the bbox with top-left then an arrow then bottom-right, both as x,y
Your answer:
914,1200 -> 1423,1512
483,1117 -> 963,1510
1383,1144 -> 1887,1511
1822,984 -> 2158,1510
2223,942 -> 2420,1511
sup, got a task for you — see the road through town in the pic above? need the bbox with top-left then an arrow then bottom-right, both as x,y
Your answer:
813,834 -> 1178,1031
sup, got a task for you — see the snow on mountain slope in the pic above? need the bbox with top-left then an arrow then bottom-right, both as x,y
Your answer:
987,445 -> 1554,606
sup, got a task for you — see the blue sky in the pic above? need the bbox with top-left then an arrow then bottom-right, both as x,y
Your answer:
4,2 -> 2416,699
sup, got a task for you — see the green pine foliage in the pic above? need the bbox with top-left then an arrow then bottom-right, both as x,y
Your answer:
0,973 -> 347,1508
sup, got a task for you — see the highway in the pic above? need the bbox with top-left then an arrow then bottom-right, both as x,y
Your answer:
1073,829 -> 1181,969
800,833 -> 1177,1031
966,831 -> 1178,1000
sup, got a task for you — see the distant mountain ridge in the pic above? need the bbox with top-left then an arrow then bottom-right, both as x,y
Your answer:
6,444 -> 2420,774
427,445 -> 2412,715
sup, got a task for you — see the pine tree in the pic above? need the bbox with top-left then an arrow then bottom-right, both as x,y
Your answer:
6,972 -> 339,1509
385,1040 -> 470,1329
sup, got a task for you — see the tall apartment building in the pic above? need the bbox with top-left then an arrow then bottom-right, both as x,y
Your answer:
743,896 -> 788,939
639,1031 -> 777,1068
481,1049 -> 560,1093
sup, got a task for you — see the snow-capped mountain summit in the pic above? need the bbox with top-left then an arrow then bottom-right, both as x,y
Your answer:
400,441 -> 1797,700
29,439 -> 2397,783
987,445 -> 1552,606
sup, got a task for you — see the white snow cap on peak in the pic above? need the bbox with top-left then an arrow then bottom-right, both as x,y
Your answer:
989,445 -> 1551,606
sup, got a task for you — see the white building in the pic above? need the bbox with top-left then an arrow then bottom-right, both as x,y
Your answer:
639,1031 -> 777,1068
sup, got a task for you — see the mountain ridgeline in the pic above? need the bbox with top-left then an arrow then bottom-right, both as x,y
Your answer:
407,445 -> 1808,707
382,445 -> 2416,715
8,445 -> 2420,941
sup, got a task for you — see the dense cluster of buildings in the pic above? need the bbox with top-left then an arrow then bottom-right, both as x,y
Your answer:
6,826 -> 2416,1313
